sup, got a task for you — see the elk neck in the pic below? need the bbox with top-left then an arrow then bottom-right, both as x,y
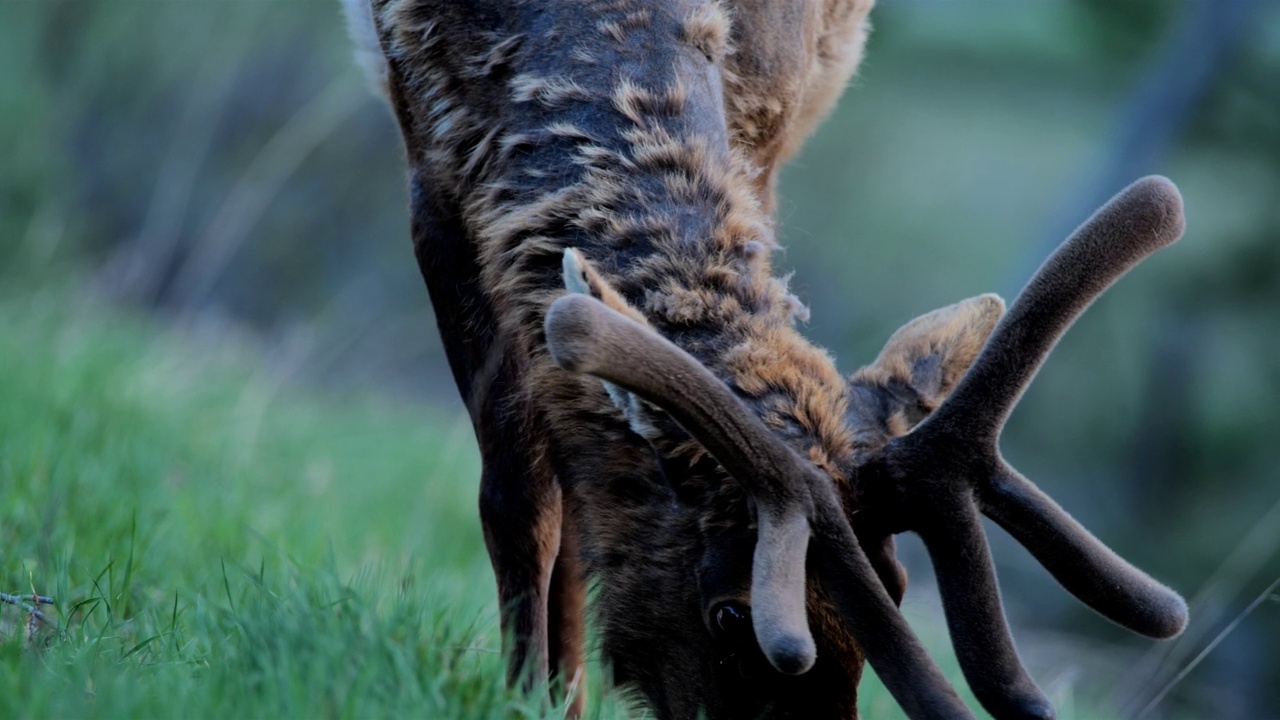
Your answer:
380,0 -> 856,479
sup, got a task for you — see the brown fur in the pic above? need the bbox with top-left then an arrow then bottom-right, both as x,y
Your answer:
345,0 -> 874,213
344,2 -> 1188,719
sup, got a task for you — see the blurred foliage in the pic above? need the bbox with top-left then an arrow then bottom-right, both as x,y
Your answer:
1,0 -> 1279,717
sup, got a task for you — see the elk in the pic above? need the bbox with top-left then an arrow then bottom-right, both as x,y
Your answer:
340,1 -> 1190,718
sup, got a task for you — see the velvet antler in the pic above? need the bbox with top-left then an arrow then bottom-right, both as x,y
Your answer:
873,176 -> 1189,719
546,293 -> 975,719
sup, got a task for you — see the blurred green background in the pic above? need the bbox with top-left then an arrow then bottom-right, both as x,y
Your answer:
2,0 -> 1278,717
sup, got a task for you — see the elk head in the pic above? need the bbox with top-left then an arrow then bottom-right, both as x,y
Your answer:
547,176 -> 1189,719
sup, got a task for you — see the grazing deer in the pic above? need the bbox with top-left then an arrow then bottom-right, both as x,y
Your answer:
341,1 -> 1189,718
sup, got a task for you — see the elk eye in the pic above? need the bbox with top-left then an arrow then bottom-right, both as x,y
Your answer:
713,602 -> 751,641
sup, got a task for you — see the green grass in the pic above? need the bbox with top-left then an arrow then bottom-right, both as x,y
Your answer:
0,283 -> 563,718
0,282 -> 1100,719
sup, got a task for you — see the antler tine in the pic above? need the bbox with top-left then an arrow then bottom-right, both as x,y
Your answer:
807,482 -> 977,720
546,293 -> 816,675
546,293 -> 977,718
981,461 -> 1188,638
919,175 -> 1185,443
916,499 -> 1054,720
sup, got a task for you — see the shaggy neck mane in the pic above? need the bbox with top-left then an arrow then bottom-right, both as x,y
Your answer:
379,0 -> 854,476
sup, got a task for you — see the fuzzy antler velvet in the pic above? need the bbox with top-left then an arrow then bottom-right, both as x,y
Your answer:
871,176 -> 1188,719
546,293 -> 975,719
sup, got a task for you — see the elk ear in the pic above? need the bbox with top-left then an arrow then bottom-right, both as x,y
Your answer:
561,249 -> 663,440
868,294 -> 1005,406
850,295 -> 1005,435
